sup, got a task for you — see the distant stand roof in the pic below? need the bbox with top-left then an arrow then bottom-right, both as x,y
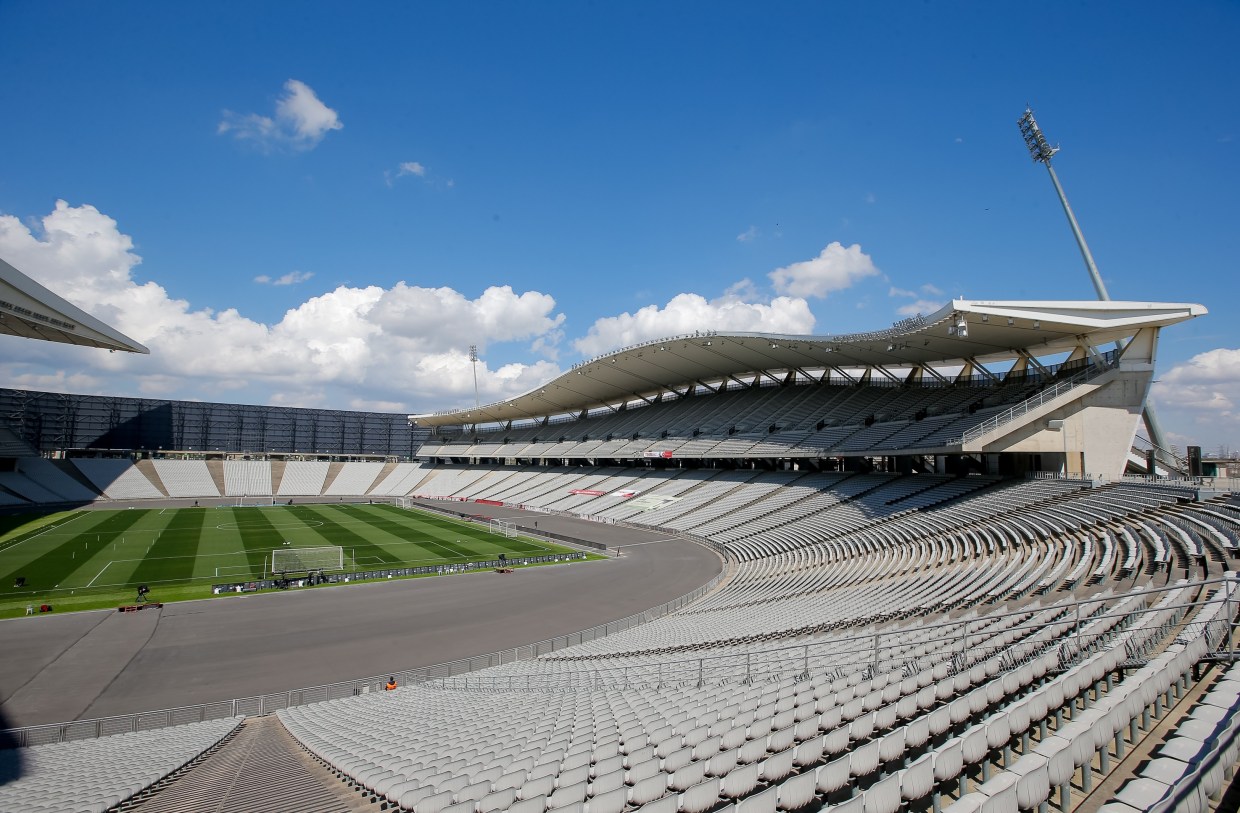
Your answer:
411,299 -> 1205,427
0,257 -> 149,354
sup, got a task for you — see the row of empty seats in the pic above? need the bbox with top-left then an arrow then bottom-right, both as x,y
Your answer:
0,717 -> 240,813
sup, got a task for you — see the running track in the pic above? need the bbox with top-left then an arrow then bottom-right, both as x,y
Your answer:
0,501 -> 722,728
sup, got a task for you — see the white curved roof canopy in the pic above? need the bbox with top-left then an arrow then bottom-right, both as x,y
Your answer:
0,257 -> 149,353
411,299 -> 1205,428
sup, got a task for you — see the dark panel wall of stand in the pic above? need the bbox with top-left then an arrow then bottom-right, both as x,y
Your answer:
0,388 -> 428,458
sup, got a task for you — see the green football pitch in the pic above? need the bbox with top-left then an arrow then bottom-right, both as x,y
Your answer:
0,503 -> 584,617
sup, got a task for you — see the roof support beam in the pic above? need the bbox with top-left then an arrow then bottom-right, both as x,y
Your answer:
1005,356 -> 1028,381
758,369 -> 783,386
826,366 -> 858,384
918,364 -> 950,385
1017,350 -> 1050,375
868,365 -> 902,384
962,357 -> 1001,384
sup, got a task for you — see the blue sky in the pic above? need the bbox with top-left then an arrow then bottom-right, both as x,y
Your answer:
0,2 -> 1237,449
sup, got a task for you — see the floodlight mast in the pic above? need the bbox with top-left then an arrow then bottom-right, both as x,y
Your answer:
468,344 -> 480,412
1018,108 -> 1109,301
1018,107 -> 1171,467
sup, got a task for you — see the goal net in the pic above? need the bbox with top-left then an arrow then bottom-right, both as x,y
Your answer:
488,519 -> 516,538
270,545 -> 346,575
236,495 -> 276,507
396,497 -> 413,509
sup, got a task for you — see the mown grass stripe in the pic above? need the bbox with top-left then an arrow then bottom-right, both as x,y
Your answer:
128,505 -> 208,585
297,505 -> 397,568
226,507 -> 288,575
368,504 -> 549,554
0,510 -> 148,595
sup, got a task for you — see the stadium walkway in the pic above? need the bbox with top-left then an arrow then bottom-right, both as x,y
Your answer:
122,715 -> 369,813
0,508 -> 721,727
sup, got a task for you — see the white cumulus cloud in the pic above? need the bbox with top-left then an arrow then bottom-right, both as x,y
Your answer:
386,161 -> 430,187
0,201 -> 565,412
573,288 -> 815,358
255,270 -> 314,286
888,283 -> 945,316
768,242 -> 880,299
1150,347 -> 1240,448
218,79 -> 342,151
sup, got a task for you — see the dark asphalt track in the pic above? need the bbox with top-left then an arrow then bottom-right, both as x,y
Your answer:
0,503 -> 721,728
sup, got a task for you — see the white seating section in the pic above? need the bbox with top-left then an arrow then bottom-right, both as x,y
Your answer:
222,460 -> 273,496
370,462 -> 427,496
17,458 -> 99,501
1107,661 -> 1240,813
276,581 -> 1233,813
152,459 -> 220,497
0,471 -> 65,504
325,461 -> 386,495
72,458 -> 165,499
0,717 -> 240,813
277,461 -> 331,496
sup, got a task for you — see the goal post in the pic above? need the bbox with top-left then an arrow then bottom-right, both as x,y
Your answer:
269,545 -> 346,577
488,519 -> 516,538
236,495 -> 276,507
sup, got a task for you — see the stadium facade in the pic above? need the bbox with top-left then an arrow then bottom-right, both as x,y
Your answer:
1,388 -> 427,460
412,299 -> 1205,481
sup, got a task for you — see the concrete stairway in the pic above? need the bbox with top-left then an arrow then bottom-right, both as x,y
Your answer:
121,716 -> 368,813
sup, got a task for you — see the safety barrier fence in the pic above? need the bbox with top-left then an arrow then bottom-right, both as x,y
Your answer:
398,497 -> 614,553
434,575 -> 1239,693
2,530 -> 731,748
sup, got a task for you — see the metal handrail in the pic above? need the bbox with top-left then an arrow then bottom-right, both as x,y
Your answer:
1132,434 -> 1190,475
954,361 -> 1113,446
432,575 -> 1239,692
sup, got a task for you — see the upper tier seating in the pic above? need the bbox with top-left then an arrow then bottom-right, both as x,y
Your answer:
423,372 -> 1103,460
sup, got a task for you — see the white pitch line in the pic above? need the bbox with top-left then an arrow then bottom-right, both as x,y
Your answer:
86,561 -> 112,587
0,511 -> 90,554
